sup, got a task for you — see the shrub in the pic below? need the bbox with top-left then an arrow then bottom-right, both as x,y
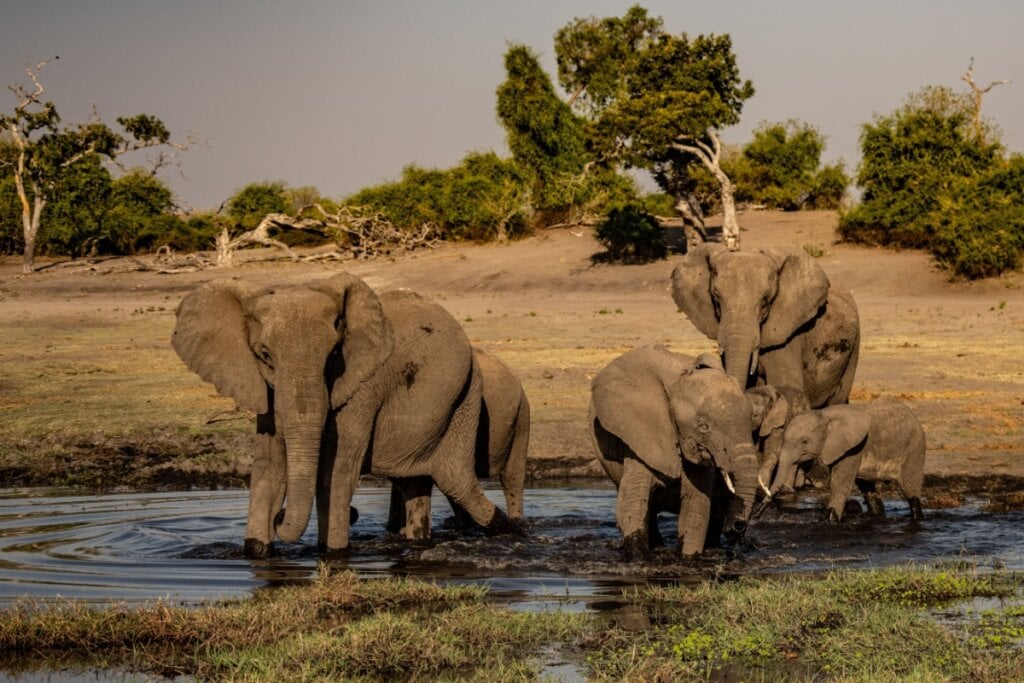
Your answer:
594,205 -> 667,263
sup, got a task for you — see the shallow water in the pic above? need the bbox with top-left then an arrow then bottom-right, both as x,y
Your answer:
1,485 -> 1022,607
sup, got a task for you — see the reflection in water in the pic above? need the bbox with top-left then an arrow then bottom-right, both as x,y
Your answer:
1,485 -> 1022,608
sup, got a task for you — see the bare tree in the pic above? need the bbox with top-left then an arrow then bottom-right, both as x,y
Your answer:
961,58 -> 1009,144
1,59 -> 190,273
671,130 -> 740,250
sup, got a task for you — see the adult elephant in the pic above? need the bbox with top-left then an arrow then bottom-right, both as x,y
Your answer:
172,274 -> 514,558
386,347 -> 530,534
671,244 -> 860,480
590,347 -> 763,559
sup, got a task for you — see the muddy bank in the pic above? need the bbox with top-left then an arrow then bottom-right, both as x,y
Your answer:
3,432 -> 1024,512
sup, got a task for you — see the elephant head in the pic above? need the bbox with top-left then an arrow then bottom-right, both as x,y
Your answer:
172,273 -> 394,544
671,244 -> 829,391
744,384 -> 790,494
768,407 -> 870,497
666,367 -> 761,545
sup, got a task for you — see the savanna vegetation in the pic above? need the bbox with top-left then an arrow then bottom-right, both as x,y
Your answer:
3,564 -> 1023,681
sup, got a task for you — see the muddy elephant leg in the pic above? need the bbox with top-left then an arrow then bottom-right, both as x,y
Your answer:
826,454 -> 862,523
430,372 -> 513,533
858,479 -> 886,518
244,417 -> 286,559
617,457 -> 655,561
500,398 -> 530,521
389,477 -> 434,540
679,463 -> 714,558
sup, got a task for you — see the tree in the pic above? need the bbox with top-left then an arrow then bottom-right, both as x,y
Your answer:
556,5 -> 754,249
839,86 -> 1003,249
1,60 -> 187,272
495,45 -> 587,215
734,120 -> 849,210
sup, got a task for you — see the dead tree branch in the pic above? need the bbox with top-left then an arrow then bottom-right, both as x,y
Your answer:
961,58 -> 1009,143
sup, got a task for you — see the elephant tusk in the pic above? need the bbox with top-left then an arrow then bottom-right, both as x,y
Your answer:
758,475 -> 773,499
749,348 -> 759,376
723,472 -> 736,495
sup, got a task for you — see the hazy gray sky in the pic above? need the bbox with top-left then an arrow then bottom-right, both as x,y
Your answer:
3,1 -> 1022,210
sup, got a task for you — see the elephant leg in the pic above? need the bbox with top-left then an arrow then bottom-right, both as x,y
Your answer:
616,457 -> 655,561
858,479 -> 886,518
390,477 -> 434,540
244,421 -> 286,559
430,373 -> 514,534
500,398 -> 530,521
323,408 -> 375,552
826,454 -> 862,523
679,463 -> 714,558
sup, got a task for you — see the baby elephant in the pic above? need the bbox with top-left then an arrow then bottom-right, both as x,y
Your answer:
768,399 -> 926,522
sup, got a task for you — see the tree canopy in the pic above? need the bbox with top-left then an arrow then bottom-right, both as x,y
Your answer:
840,85 -> 1022,279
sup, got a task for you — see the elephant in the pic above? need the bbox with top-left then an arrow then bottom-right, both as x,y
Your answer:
671,244 -> 860,487
589,346 -> 764,559
766,399 -> 926,522
386,346 -> 530,533
172,274 -> 515,558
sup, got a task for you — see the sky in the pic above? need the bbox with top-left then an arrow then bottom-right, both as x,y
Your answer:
2,1 -> 1022,211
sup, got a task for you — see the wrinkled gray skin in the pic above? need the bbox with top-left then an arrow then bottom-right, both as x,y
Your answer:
589,347 -> 764,559
386,347 -> 530,532
173,274 -> 513,558
768,399 -> 926,522
671,244 -> 861,487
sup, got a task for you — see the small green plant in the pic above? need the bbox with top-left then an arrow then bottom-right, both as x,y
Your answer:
802,242 -> 828,258
594,205 -> 667,263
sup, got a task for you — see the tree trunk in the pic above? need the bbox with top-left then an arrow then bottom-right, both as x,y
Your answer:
20,196 -> 44,275
715,170 -> 740,251
674,194 -> 707,249
215,228 -> 234,267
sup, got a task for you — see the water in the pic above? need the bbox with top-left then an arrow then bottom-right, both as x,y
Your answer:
1,485 -> 1022,607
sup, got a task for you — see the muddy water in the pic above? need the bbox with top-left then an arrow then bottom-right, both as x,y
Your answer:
1,485 -> 1022,607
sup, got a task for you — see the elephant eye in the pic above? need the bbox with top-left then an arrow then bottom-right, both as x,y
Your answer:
256,345 -> 274,368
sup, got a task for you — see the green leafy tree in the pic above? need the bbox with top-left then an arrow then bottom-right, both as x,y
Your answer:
734,120 -> 849,210
0,60 -> 186,272
102,169 -> 177,253
555,5 -> 754,248
594,204 -> 666,263
225,181 -> 289,229
39,154 -> 112,256
346,152 -> 531,242
495,45 -> 587,215
840,86 -> 1003,248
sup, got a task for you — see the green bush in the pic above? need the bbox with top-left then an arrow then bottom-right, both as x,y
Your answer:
345,151 -> 531,242
594,205 -> 667,263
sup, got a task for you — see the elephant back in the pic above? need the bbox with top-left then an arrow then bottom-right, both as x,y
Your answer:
371,291 -> 476,463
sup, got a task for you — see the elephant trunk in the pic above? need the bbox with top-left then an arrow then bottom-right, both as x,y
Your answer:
724,444 -> 759,539
720,321 -> 759,390
769,446 -> 803,497
274,378 -> 330,544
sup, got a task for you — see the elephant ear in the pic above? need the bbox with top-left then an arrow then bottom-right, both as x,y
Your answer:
672,396 -> 713,470
591,367 -> 682,480
315,273 -> 395,408
172,278 -> 267,415
671,244 -> 723,339
819,410 -> 870,466
761,249 -> 829,348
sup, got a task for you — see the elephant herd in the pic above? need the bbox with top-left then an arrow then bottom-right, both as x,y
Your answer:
172,244 -> 926,561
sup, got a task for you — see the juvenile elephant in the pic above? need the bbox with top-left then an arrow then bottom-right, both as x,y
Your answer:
767,399 -> 926,522
386,347 -> 530,533
172,274 -> 514,558
589,347 -> 763,559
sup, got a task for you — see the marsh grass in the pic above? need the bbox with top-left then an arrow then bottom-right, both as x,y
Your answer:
0,566 -> 585,680
585,565 -> 1024,681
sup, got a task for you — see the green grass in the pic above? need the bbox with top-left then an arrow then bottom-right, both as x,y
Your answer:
3,565 -> 1024,681
0,566 -> 585,680
584,565 -> 1024,681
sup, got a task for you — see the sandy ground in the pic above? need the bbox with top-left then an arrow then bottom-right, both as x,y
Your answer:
1,210 -> 1022,483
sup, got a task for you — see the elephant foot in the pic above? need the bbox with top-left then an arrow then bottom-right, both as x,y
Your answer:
723,520 -> 748,546
483,507 -> 527,537
318,543 -> 351,559
243,538 -> 276,560
826,508 -> 843,525
865,497 -> 886,518
622,532 -> 652,562
908,497 -> 924,522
